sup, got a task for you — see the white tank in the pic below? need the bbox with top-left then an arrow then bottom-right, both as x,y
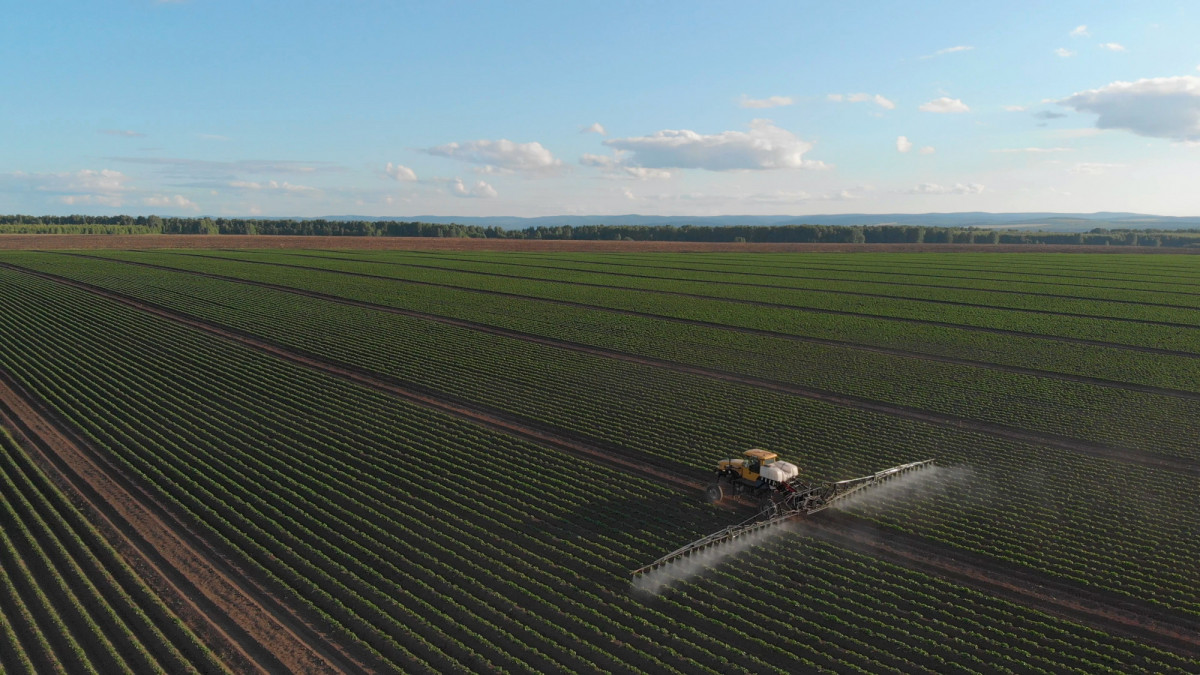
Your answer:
759,461 -> 799,483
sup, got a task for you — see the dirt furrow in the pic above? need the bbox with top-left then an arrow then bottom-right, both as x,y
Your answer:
192,250 -> 1200,330
291,248 -> 1200,313
524,251 -> 1200,296
157,250 -> 1200,359
8,263 -> 1199,661
43,255 -> 1200,473
0,373 -> 361,674
806,513 -> 1200,659
75,252 -> 1200,402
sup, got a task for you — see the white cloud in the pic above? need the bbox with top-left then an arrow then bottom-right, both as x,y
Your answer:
1070,162 -> 1124,174
580,153 -> 672,179
873,94 -> 896,110
384,162 -> 418,181
908,182 -> 985,195
228,179 -> 318,194
581,122 -> 607,135
920,45 -> 973,59
896,136 -> 913,153
1060,76 -> 1200,141
424,138 -> 563,174
919,97 -> 970,113
99,129 -> 145,138
991,147 -> 1072,153
58,194 -> 124,207
142,194 -> 199,210
6,168 -> 133,207
1070,25 -> 1090,38
603,119 -> 826,171
1055,48 -> 1076,58
450,178 -> 497,198
1099,42 -> 1126,52
829,92 -> 894,109
198,133 -> 229,141
108,157 -> 338,179
919,146 -> 936,155
740,95 -> 794,109
1003,105 -> 1027,112
622,166 -> 673,180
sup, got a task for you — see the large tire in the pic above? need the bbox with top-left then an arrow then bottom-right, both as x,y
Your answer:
705,484 -> 725,503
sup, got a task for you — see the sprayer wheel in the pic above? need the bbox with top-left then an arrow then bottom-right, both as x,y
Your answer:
705,484 -> 724,503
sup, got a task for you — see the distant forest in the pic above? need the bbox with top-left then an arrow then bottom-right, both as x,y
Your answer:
3,214 -> 1199,247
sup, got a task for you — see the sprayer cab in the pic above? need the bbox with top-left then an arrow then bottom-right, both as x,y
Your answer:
713,449 -> 801,500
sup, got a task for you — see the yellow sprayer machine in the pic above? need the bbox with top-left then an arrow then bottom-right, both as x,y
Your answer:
632,450 -> 933,577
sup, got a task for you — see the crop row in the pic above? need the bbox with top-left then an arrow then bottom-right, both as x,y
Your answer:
0,429 -> 228,675
333,248 -> 1200,315
91,249 -> 1200,393
284,248 -> 1200,322
180,248 -> 1200,352
0,268 -> 1194,673
26,251 -> 1200,460
4,255 -> 1199,619
532,251 -> 1200,289
425,248 -> 1200,295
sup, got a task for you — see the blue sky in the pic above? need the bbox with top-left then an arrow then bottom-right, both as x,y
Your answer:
2,1 -> 1198,217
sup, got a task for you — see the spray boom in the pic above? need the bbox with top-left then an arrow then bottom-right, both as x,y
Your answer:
631,458 -> 934,577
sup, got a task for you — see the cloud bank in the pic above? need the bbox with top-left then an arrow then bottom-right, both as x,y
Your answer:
1060,76 -> 1200,141
603,119 -> 826,171
425,139 -> 563,174
920,97 -> 970,113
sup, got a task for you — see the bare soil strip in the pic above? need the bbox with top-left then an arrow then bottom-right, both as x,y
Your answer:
480,248 -> 1200,295
378,249 -> 1200,310
5,233 -> 1200,253
521,251 -> 1200,295
35,256 -> 1200,472
80,252 -> 1200,402
282,249 -> 1200,318
160,251 -> 1200,360
0,384 -> 263,674
7,264 -> 1198,661
806,513 -> 1200,659
0,376 -> 369,674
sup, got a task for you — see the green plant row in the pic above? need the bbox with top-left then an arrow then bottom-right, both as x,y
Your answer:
32,251 -> 1200,459
4,254 -> 1199,620
91,249 -> 1200,393
525,251 -> 1200,288
289,248 -> 1200,322
0,429 -> 229,675
180,249 -> 1200,352
0,267 -> 1194,672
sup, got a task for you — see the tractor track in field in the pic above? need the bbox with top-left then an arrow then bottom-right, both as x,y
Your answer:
803,513 -> 1200,659
291,249 -> 1200,313
39,255 -> 1200,474
0,372 -> 364,674
153,250 -> 1200,360
61,252 -> 1200,401
7,264 -> 1200,661
517,252 -> 1200,297
208,249 -> 1200,330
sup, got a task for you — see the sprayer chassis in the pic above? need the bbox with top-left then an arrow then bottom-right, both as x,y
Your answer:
632,459 -> 934,577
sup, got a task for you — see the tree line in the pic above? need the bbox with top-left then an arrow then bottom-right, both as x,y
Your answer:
2,214 -> 1198,247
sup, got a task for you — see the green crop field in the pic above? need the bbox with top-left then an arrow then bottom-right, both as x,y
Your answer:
0,248 -> 1196,673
